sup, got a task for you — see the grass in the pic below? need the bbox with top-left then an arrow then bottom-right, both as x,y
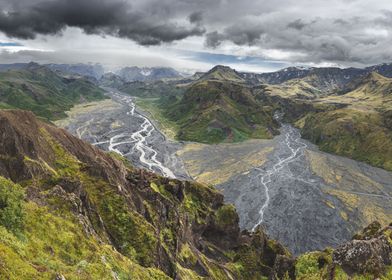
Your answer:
162,80 -> 278,144
300,108 -> 392,171
0,200 -> 170,280
134,97 -> 179,140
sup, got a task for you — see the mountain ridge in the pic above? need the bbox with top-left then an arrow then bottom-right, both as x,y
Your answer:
0,64 -> 106,120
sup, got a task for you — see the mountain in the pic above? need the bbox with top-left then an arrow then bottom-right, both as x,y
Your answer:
243,66 -> 311,85
0,63 -> 106,120
365,62 -> 392,78
0,63 -> 31,72
162,66 -> 279,143
99,72 -> 126,88
116,66 -> 182,82
118,80 -> 185,98
45,63 -> 105,80
297,72 -> 392,171
237,63 -> 392,99
199,65 -> 246,83
340,71 -> 392,97
0,109 -> 391,279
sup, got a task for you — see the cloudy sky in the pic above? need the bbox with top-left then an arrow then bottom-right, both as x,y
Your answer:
0,0 -> 392,73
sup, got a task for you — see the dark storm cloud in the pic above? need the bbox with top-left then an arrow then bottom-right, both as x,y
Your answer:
0,0 -> 205,45
189,11 -> 203,24
205,31 -> 224,48
287,19 -> 306,30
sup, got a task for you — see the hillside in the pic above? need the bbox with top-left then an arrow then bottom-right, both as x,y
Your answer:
99,72 -> 126,88
199,65 -> 246,83
0,63 -> 106,120
164,78 -> 279,143
341,72 -> 392,98
297,72 -> 392,171
118,80 -> 185,98
235,63 -> 392,100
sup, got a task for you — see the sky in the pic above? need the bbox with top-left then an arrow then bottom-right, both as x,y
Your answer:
0,0 -> 392,73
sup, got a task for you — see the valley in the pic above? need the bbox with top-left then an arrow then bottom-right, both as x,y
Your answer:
57,85 -> 392,257
0,62 -> 392,279
2,0 -> 392,278
56,89 -> 189,180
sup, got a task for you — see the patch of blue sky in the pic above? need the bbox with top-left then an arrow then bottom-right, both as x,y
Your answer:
0,42 -> 23,47
176,49 -> 289,72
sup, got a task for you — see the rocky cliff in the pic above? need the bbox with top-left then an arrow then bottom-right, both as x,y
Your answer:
0,109 -> 293,279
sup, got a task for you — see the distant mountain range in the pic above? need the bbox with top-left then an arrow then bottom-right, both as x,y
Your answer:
239,63 -> 392,85
115,66 -> 182,82
3,61 -> 392,87
46,63 -> 105,80
0,63 -> 182,83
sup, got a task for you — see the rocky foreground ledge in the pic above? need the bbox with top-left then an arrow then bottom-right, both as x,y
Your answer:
0,109 -> 391,279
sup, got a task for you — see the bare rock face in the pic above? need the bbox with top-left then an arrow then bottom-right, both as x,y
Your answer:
333,222 -> 392,276
269,255 -> 295,280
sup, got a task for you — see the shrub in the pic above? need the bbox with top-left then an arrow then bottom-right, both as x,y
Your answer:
0,177 -> 25,235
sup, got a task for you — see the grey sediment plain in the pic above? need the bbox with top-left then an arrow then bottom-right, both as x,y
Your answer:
218,124 -> 392,255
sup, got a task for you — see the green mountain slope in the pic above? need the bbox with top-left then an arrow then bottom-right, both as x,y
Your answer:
118,80 -> 185,98
199,65 -> 246,83
158,66 -> 279,144
0,63 -> 106,120
297,72 -> 392,171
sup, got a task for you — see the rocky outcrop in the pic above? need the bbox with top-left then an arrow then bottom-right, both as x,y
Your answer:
333,222 -> 392,276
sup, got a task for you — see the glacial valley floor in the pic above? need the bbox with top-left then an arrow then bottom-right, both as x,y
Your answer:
56,91 -> 392,255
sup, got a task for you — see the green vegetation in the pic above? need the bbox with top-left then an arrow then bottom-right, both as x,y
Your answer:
119,80 -> 184,98
163,80 -> 278,143
295,251 -> 331,279
0,197 -> 170,280
127,66 -> 279,144
134,97 -> 180,139
299,108 -> 392,171
295,250 -> 392,280
0,82 -> 391,279
292,71 -> 392,172
215,204 -> 237,228
0,177 -> 25,235
0,65 -> 106,120
198,65 -> 245,83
